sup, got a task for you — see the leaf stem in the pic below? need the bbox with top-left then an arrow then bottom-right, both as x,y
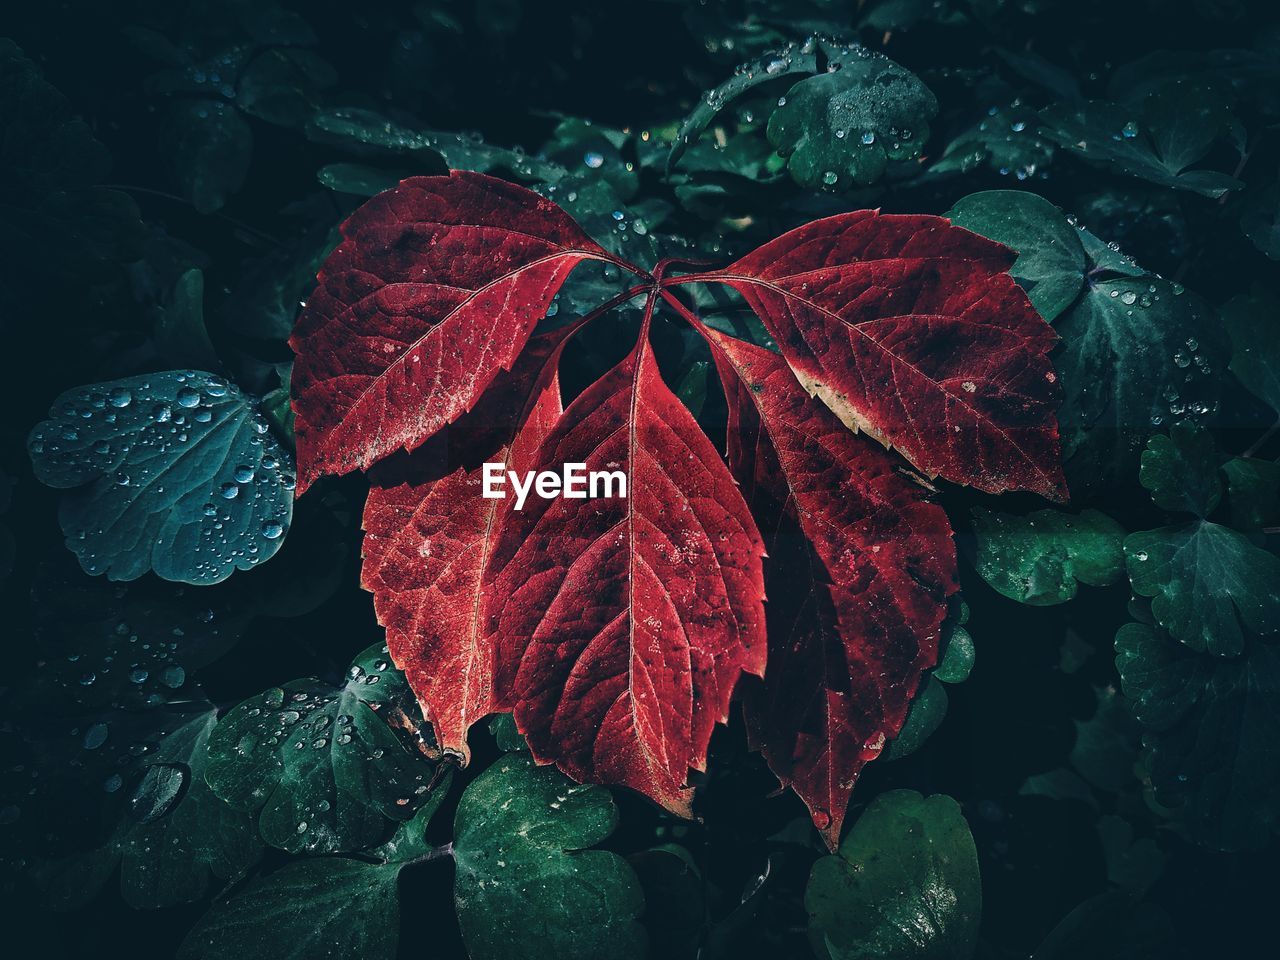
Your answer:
1243,417 -> 1280,459
402,842 -> 454,867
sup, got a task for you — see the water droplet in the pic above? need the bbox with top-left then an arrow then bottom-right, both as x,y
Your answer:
176,388 -> 201,409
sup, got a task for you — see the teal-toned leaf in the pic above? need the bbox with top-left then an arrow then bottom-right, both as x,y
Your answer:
947,190 -> 1085,322
307,106 -> 561,182
487,713 -> 529,754
1240,182 -> 1280,260
167,99 -> 253,213
1222,288 -> 1280,415
206,643 -> 438,854
1056,275 -> 1223,487
934,627 -> 975,684
31,559 -> 250,710
1096,815 -> 1165,897
1069,686 -> 1141,793
1116,622 -> 1280,850
317,162 -> 406,197
179,769 -> 451,960
156,268 -> 220,370
806,789 -> 981,960
1032,892 -> 1177,960
931,104 -> 1054,184
261,366 -> 294,448
971,507 -> 1126,606
767,48 -> 936,190
179,858 -> 401,960
0,41 -> 143,294
1223,458 -> 1280,529
235,48 -> 335,129
948,190 -> 1217,486
41,707 -> 262,910
1138,425 -> 1222,516
668,35 -> 846,171
28,371 -> 295,584
670,37 -> 935,190
453,755 -> 646,960
1040,80 -> 1242,197
1125,522 -> 1280,656
883,677 -> 948,761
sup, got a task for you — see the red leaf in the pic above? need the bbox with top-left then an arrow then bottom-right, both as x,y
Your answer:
297,175 -> 1067,837
482,321 -> 767,814
360,330 -> 569,761
290,171 -> 616,493
708,330 -> 958,848
685,212 -> 1068,501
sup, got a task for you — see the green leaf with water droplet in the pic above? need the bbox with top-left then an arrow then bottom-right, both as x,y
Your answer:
1057,275 -> 1225,491
452,755 -> 646,960
1115,622 -> 1280,850
883,676 -> 948,761
39,706 -> 262,910
932,104 -> 1054,184
948,190 -> 1087,322
971,507 -> 1127,606
948,190 -> 1216,490
307,106 -> 562,182
1039,79 -> 1242,197
806,789 -> 981,960
767,49 -> 936,189
167,98 -> 253,213
1222,288 -> 1280,416
1125,522 -> 1280,656
934,625 -> 975,684
28,371 -> 295,585
29,557 -> 250,710
1223,457 -> 1280,530
1139,424 -> 1222,516
178,857 -> 402,960
205,642 -> 439,854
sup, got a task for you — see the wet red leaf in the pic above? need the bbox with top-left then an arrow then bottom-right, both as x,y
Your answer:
683,212 -> 1068,501
294,172 -> 1064,846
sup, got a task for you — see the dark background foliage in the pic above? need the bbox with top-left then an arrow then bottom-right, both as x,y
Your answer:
2,1 -> 1277,958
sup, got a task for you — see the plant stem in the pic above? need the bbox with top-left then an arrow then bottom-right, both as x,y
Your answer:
1243,417 -> 1280,459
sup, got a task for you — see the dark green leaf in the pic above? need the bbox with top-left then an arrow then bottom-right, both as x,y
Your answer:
1039,80 -> 1241,197
156,268 -> 220,370
206,643 -> 438,853
947,190 -> 1085,322
1240,182 -> 1280,260
41,707 -> 261,910
179,858 -> 401,960
1223,457 -> 1280,529
767,49 -> 936,190
453,755 -> 646,960
167,99 -> 253,213
1116,622 -> 1280,849
1125,522 -> 1280,656
1138,425 -> 1222,516
28,371 -> 295,584
971,507 -> 1126,606
1222,288 -> 1280,415
0,40 -> 143,295
806,789 -> 981,960
884,677 -> 948,760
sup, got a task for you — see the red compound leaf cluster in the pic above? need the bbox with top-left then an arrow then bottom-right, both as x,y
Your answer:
291,170 -> 1066,847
